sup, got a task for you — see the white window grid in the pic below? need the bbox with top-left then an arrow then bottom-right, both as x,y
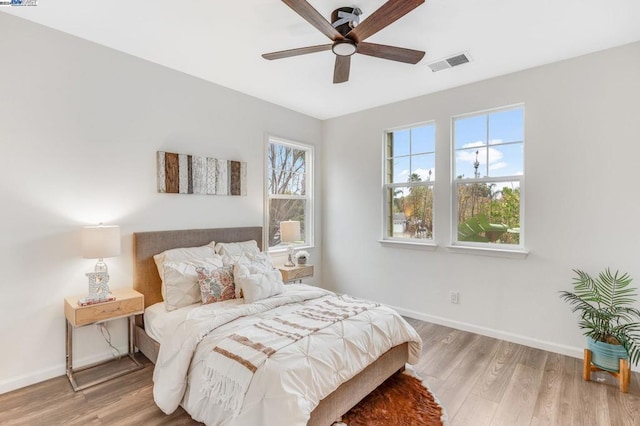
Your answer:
451,104 -> 525,249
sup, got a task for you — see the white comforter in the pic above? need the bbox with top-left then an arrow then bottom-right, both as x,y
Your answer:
153,284 -> 422,425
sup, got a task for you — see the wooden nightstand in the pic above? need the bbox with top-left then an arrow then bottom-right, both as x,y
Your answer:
64,288 -> 144,391
279,264 -> 314,283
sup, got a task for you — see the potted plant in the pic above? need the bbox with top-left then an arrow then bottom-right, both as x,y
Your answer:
559,268 -> 640,390
295,250 -> 309,265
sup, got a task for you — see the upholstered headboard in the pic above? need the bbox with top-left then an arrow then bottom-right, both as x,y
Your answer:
133,227 -> 262,308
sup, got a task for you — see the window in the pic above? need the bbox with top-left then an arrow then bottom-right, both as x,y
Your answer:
383,123 -> 435,242
266,137 -> 313,250
452,105 -> 524,248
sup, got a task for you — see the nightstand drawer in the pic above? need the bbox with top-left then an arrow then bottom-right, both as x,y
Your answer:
64,288 -> 144,327
279,264 -> 314,283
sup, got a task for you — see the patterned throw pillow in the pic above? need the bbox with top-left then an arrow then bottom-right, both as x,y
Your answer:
196,265 -> 236,305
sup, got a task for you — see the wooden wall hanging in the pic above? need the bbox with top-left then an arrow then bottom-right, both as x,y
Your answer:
157,151 -> 247,196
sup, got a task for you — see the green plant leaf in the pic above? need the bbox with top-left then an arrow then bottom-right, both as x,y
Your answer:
560,268 -> 640,367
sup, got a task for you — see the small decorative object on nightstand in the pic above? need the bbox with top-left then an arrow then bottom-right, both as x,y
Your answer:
279,264 -> 314,284
64,288 -> 144,391
83,272 -> 113,305
295,250 -> 309,265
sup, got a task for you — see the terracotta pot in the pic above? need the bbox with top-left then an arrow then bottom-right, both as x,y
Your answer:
587,336 -> 628,372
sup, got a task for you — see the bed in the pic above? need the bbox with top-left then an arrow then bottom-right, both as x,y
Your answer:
133,226 -> 421,425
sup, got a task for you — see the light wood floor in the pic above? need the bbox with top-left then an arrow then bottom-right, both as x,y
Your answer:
405,319 -> 640,426
1,319 -> 638,425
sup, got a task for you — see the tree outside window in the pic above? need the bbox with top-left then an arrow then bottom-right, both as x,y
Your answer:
266,138 -> 313,249
383,123 -> 435,242
453,106 -> 524,246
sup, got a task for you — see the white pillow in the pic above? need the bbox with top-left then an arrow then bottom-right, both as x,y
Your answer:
234,263 -> 284,303
224,252 -> 275,297
214,240 -> 260,257
153,241 -> 216,300
162,256 -> 224,311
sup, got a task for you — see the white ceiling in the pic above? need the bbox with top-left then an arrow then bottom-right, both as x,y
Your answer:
3,0 -> 640,119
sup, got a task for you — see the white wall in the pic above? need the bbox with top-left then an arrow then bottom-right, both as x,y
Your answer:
0,13 -> 322,393
322,42 -> 640,369
2,12 -> 639,395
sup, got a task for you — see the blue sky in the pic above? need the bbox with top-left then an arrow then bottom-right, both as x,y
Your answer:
454,108 -> 524,179
391,124 -> 435,182
390,108 -> 523,183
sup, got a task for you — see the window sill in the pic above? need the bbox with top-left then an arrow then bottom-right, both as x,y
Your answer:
268,245 -> 315,254
446,245 -> 529,259
378,240 -> 437,251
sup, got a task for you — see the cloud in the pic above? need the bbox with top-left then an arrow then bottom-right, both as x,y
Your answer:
391,167 -> 435,197
398,169 -> 409,180
413,168 -> 435,181
456,146 -> 504,166
457,140 -> 521,179
494,181 -> 521,191
462,141 -> 484,148
489,162 -> 507,171
395,168 -> 434,183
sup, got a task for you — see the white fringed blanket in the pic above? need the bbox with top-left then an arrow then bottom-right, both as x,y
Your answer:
153,284 -> 423,426
203,295 -> 380,414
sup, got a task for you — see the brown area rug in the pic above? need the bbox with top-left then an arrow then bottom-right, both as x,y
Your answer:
338,370 -> 446,426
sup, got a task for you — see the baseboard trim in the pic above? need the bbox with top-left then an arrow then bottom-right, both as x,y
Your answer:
0,346 -> 129,395
391,305 -> 639,373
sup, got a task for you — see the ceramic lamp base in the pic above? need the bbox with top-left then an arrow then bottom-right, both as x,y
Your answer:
285,245 -> 295,267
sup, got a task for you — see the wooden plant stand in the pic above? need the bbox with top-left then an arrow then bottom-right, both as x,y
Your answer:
583,349 -> 630,392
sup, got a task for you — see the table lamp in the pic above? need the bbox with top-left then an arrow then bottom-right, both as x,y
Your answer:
81,224 -> 121,304
280,220 -> 300,267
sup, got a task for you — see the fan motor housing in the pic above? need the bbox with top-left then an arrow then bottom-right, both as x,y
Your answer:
331,7 -> 360,36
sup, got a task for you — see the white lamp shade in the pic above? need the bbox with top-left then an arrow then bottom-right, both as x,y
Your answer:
81,225 -> 121,259
280,220 -> 301,243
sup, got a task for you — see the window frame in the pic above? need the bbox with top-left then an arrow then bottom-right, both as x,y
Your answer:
450,104 -> 525,251
264,135 -> 314,253
381,121 -> 436,245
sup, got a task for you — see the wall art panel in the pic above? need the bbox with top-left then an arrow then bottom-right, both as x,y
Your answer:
157,151 -> 247,196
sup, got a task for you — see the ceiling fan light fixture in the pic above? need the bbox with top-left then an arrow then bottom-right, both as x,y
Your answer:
332,40 -> 357,57
263,0 -> 427,83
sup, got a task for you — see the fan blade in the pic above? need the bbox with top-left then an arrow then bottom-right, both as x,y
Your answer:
333,55 -> 351,84
347,0 -> 424,43
282,0 -> 344,41
263,44 -> 332,60
357,42 -> 425,64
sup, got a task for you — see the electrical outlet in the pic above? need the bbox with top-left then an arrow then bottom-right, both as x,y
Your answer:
449,291 -> 459,304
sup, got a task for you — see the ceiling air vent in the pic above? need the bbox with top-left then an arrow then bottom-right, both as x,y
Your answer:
428,52 -> 472,72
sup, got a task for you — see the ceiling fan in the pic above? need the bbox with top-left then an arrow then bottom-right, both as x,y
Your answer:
262,0 -> 426,84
